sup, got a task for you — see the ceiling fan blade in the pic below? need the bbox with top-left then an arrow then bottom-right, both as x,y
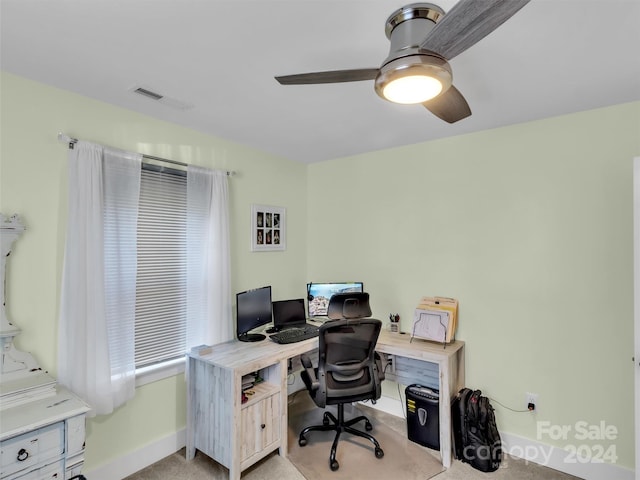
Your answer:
423,85 -> 471,124
420,0 -> 530,60
275,68 -> 379,85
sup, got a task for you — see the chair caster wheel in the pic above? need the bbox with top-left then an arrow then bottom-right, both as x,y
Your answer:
330,460 -> 339,471
375,447 -> 384,459
365,421 -> 373,431
298,437 -> 307,447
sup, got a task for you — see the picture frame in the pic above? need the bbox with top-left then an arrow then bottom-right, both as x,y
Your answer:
251,204 -> 285,251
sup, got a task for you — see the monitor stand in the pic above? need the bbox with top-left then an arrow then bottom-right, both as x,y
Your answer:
238,333 -> 266,342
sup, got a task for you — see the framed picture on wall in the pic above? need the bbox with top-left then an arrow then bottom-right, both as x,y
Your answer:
251,204 -> 286,251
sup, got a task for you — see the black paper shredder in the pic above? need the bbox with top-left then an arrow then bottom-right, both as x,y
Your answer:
406,384 -> 440,450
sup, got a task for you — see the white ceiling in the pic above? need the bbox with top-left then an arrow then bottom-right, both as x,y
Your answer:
1,0 -> 639,163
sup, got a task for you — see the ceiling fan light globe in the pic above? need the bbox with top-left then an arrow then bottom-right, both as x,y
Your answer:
383,75 -> 443,104
375,54 -> 452,105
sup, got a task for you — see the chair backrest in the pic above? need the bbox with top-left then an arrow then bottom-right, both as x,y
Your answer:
315,318 -> 383,407
327,292 -> 372,320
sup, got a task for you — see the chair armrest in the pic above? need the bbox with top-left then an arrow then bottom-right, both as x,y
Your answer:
300,354 -> 320,391
301,354 -> 313,369
375,352 -> 386,382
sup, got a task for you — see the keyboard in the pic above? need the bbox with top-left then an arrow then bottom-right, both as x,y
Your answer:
269,326 -> 319,344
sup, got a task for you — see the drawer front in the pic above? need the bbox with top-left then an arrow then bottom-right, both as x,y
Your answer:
10,459 -> 64,480
240,393 -> 281,461
1,423 -> 64,478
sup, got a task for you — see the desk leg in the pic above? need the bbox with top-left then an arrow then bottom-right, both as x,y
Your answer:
439,345 -> 465,468
456,344 -> 466,390
229,372 -> 243,480
278,359 -> 289,458
439,359 -> 452,469
229,465 -> 241,480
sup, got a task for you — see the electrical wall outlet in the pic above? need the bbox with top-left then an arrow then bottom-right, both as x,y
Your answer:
525,392 -> 539,411
385,354 -> 395,370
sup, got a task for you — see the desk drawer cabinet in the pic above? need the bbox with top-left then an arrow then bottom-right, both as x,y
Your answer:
187,351 -> 288,480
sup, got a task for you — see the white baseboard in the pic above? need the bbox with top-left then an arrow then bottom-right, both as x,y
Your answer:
368,396 -> 634,480
83,428 -> 186,480
500,431 -> 633,480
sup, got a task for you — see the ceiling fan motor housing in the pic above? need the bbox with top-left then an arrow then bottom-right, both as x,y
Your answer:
375,3 -> 453,102
384,2 -> 445,59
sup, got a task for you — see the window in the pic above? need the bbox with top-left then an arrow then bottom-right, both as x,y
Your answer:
135,166 -> 187,369
59,141 -> 231,413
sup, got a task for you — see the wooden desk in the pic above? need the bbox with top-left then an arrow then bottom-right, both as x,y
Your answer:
186,330 -> 464,480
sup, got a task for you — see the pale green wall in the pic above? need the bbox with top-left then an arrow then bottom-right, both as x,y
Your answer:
307,101 -> 640,469
2,70 -> 639,472
0,72 -> 307,470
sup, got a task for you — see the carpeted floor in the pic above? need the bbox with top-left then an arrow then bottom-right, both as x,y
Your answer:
286,393 -> 444,479
125,393 -> 583,480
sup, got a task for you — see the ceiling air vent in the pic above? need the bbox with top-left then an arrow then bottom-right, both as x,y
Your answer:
134,87 -> 164,100
130,85 -> 194,110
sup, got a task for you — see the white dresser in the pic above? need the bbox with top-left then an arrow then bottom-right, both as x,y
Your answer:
0,214 -> 90,480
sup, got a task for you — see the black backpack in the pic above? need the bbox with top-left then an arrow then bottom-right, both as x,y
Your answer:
452,388 -> 502,472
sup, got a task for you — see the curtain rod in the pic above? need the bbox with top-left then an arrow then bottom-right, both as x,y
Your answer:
57,133 -> 235,177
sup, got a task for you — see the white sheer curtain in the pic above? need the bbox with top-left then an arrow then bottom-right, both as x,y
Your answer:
58,141 -> 141,416
186,165 -> 233,347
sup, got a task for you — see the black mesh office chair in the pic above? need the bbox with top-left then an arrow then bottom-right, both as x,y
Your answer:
298,293 -> 385,471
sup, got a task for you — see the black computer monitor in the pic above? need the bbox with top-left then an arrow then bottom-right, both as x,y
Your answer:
306,282 -> 364,317
236,286 -> 272,342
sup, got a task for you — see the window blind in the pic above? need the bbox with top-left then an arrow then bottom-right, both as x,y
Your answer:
135,166 -> 187,368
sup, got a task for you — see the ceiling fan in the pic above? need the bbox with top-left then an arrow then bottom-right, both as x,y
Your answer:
275,0 -> 530,124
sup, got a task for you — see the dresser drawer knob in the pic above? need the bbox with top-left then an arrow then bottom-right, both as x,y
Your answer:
17,448 -> 29,461
261,424 -> 266,429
